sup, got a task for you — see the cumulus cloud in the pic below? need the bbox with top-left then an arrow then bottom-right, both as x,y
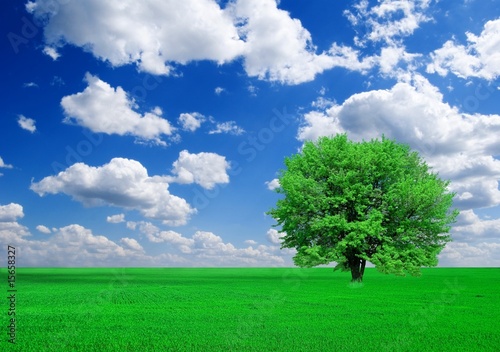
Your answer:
0,203 -> 24,222
265,178 -> 280,191
428,18 -> 500,80
0,223 -> 165,267
36,225 -> 51,234
228,0 -> 338,84
27,0 -> 369,85
327,0 -> 433,79
135,223 -> 289,266
61,74 -> 175,145
267,228 -> 285,245
298,75 -> 500,210
43,46 -> 60,60
166,150 -> 230,189
107,214 -> 125,224
344,0 -> 433,46
17,115 -> 37,133
0,221 -> 31,243
30,158 -> 195,226
452,209 -> 500,241
178,112 -> 205,132
208,121 -> 245,135
28,0 -> 244,75
439,241 -> 500,267
120,237 -> 144,252
0,157 -> 13,169
0,207 -> 289,268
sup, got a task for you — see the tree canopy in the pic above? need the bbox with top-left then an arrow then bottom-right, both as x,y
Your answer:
268,134 -> 458,282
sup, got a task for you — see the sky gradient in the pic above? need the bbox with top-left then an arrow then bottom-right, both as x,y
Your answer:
1,0 -> 499,267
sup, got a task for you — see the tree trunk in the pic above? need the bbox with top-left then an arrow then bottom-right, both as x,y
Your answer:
349,257 -> 366,283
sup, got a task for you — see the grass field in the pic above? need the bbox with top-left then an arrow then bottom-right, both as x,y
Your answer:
1,267 -> 499,351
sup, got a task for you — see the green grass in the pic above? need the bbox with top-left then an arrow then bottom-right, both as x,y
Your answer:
1,268 -> 499,351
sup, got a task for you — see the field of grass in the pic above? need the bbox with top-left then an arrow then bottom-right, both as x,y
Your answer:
1,267 -> 498,351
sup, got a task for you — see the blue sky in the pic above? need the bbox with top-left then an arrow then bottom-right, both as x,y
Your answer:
1,0 -> 499,267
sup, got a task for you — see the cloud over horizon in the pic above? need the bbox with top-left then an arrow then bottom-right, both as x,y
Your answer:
30,158 -> 196,226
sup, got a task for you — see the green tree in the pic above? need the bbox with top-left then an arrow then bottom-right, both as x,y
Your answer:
268,134 -> 458,282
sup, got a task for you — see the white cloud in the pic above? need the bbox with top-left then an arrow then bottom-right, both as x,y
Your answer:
120,237 -> 144,252
345,0 -> 433,46
327,44 -> 376,73
30,158 -> 196,226
452,209 -> 500,240
28,0 -> 368,85
36,225 -> 51,234
0,203 -> 24,222
208,121 -> 245,135
0,209 -> 289,266
439,241 -> 500,267
61,73 -> 175,145
0,220 -> 31,243
23,82 -> 38,88
28,0 -> 244,75
166,150 -> 230,190
107,214 -> 125,224
134,224 -> 291,266
215,87 -> 225,95
0,157 -> 13,169
244,239 -> 258,245
178,112 -> 205,132
298,75 -> 500,210
17,115 -> 37,133
126,221 -> 137,230
143,227 -> 194,254
427,18 -> 500,80
265,178 -> 280,191
267,228 -> 285,245
0,223 -> 161,267
43,46 -> 60,60
229,0 -> 338,84
330,0 -> 433,79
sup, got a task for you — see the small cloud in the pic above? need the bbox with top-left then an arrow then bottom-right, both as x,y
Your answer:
267,229 -> 285,245
265,178 -> 280,191
107,214 -> 125,223
248,84 -> 258,96
178,112 -> 205,132
51,76 -> 65,86
209,121 -> 245,135
215,87 -> 225,95
311,97 -> 335,109
0,157 -> 13,169
17,115 -> 37,133
43,46 -> 60,60
23,82 -> 38,88
244,239 -> 258,245
0,203 -> 24,222
166,150 -> 230,190
126,221 -> 137,230
120,238 -> 144,252
36,225 -> 52,234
